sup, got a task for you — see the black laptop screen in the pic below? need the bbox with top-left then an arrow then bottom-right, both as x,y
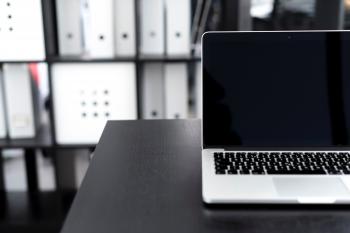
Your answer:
202,32 -> 350,148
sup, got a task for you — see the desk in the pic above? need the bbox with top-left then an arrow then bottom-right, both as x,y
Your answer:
61,120 -> 350,233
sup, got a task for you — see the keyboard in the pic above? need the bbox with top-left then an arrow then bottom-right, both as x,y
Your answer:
214,152 -> 350,175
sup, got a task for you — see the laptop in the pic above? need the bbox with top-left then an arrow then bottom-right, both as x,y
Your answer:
201,31 -> 350,204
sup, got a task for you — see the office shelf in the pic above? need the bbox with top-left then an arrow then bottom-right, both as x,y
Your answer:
0,125 -> 97,149
138,55 -> 201,62
0,1 -> 201,211
0,56 -> 200,65
0,125 -> 53,149
47,56 -> 136,63
0,60 -> 46,64
53,144 -> 96,150
47,56 -> 201,63
0,131 -> 91,150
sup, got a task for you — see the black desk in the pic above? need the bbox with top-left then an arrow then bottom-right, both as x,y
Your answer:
61,120 -> 350,233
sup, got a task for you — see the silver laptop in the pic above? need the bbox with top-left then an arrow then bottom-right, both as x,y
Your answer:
201,31 -> 350,204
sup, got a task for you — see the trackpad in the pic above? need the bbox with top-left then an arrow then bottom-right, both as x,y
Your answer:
273,177 -> 350,197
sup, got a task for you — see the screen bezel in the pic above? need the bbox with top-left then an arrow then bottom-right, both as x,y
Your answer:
201,30 -> 350,149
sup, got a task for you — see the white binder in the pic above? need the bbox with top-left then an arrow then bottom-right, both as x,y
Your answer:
195,62 -> 202,118
142,63 -> 165,119
3,64 -> 37,139
81,0 -> 92,55
52,63 -> 137,145
140,0 -> 165,56
165,0 -> 191,57
114,0 -> 136,57
164,63 -> 188,119
0,69 -> 7,138
56,0 -> 83,56
0,0 -> 45,61
87,0 -> 114,58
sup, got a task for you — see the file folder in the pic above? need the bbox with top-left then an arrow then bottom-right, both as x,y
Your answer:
87,0 -> 114,58
195,62 -> 202,118
165,0 -> 191,57
141,63 -> 165,119
164,63 -> 188,119
0,69 -> 7,138
114,0 -> 136,57
0,0 -> 45,61
56,0 -> 83,56
52,63 -> 137,145
3,64 -> 38,139
139,0 -> 165,56
81,0 -> 92,55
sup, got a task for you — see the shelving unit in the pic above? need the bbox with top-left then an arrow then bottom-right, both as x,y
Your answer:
0,1 -> 201,202
41,0 -> 203,148
0,3 -> 252,232
0,0 -> 252,232
0,0 -> 256,198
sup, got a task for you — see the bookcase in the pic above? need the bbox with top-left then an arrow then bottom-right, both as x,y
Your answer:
0,1 -> 251,228
0,0 -> 203,195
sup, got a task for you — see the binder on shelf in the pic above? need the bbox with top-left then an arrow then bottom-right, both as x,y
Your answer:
195,62 -> 202,118
114,0 -> 136,57
56,0 -> 83,56
3,64 -> 40,139
164,63 -> 188,119
52,63 -> 137,145
139,0 -> 165,56
165,0 -> 191,57
86,0 -> 114,58
0,0 -> 45,61
141,63 -> 165,119
81,0 -> 92,56
0,69 -> 7,138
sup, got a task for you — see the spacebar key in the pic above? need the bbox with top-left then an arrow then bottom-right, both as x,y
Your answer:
267,170 -> 327,175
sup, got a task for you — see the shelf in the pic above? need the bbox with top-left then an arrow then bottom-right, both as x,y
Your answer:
0,56 -> 201,64
48,55 -> 201,63
54,144 -> 96,150
0,125 -> 53,149
47,56 -> 136,63
0,60 -> 46,64
138,55 -> 201,62
0,126 -> 97,149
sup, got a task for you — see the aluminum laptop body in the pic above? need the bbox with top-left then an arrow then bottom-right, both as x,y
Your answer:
201,31 -> 350,204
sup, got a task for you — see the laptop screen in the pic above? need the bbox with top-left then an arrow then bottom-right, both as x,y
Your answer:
202,31 -> 350,148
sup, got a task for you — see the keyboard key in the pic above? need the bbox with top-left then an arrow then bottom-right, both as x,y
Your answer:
251,170 -> 265,175
240,170 -> 250,175
328,170 -> 342,175
227,170 -> 238,174
215,170 -> 226,175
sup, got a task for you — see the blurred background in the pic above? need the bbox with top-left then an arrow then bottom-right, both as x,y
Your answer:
0,0 -> 348,232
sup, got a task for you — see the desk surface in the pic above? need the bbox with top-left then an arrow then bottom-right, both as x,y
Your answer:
61,120 -> 350,233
